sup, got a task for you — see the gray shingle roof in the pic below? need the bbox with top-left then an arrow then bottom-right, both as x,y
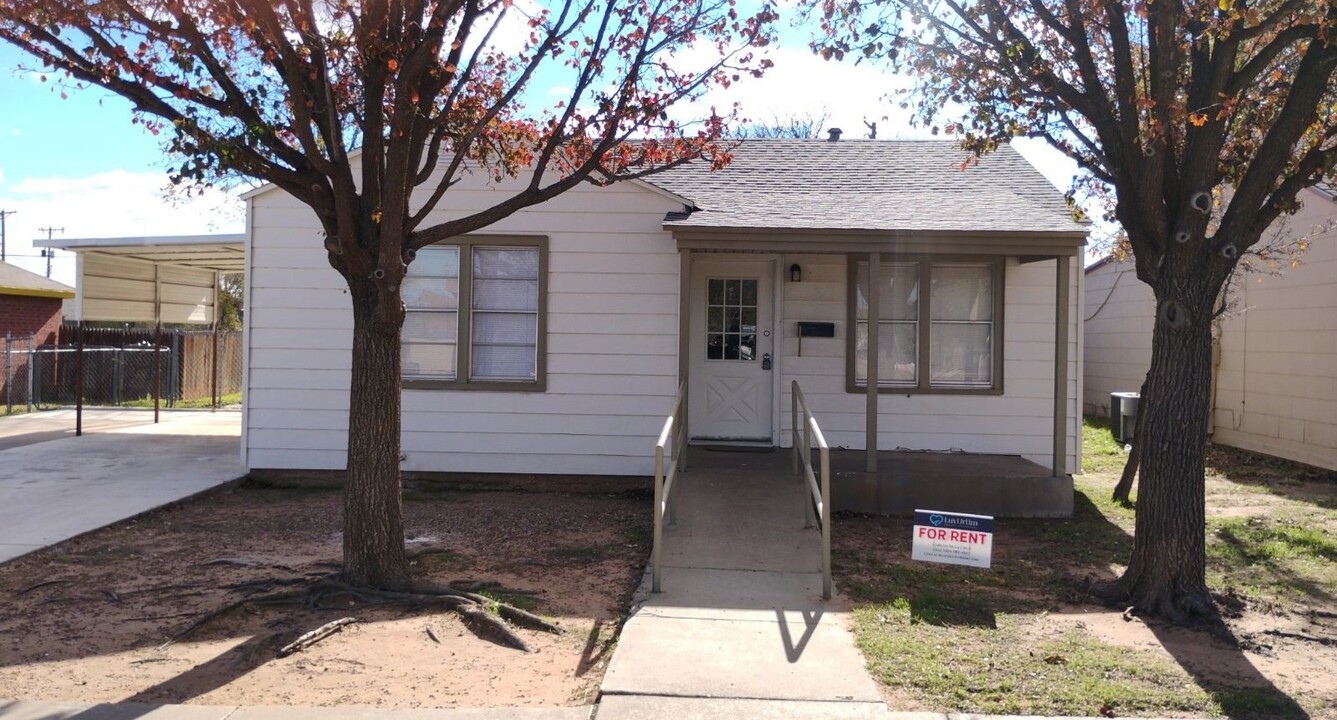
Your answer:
642,139 -> 1086,235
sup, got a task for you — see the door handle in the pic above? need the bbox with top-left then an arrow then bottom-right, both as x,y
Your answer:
761,353 -> 772,370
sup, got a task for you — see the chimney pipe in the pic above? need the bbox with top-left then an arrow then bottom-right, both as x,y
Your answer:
827,128 -> 843,142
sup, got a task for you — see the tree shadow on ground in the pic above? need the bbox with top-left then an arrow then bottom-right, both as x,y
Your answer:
120,633 -> 279,706
1148,617 -> 1310,719
1206,443 -> 1337,510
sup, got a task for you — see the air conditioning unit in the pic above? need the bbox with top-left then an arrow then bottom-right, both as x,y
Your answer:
1110,392 -> 1140,444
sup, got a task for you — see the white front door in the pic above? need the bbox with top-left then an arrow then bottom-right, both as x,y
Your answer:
689,259 -> 775,442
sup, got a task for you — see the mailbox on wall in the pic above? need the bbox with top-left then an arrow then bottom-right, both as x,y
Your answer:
796,321 -> 835,356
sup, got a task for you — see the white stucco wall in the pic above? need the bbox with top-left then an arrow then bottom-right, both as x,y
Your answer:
1082,186 -> 1337,471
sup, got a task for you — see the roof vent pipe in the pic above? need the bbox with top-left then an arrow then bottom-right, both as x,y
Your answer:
827,128 -> 843,141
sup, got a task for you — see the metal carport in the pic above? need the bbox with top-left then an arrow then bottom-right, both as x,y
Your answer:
33,234 -> 244,429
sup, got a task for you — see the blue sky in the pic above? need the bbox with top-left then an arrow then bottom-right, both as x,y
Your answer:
0,8 -> 1079,286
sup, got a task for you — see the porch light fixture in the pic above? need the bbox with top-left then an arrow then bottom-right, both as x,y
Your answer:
789,263 -> 802,282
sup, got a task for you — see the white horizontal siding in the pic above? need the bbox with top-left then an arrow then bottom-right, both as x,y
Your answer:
777,254 -> 1079,471
1082,258 -> 1153,416
1082,187 -> 1337,471
245,172 -> 683,476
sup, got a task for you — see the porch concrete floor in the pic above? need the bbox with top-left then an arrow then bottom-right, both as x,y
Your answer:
683,447 -> 1072,518
598,456 -> 890,719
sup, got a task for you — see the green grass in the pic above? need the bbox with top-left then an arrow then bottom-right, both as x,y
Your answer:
835,415 -> 1332,719
1207,515 -> 1337,608
1082,414 -> 1129,474
0,403 -> 62,417
855,606 -> 1227,717
121,392 -> 243,409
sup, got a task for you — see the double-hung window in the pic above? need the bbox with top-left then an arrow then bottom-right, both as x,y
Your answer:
849,257 -> 1002,394
402,236 -> 546,391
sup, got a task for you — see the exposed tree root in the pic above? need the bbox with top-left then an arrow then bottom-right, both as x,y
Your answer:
16,579 -> 70,596
1089,576 -> 1217,625
163,575 -> 560,653
1262,629 -> 1337,647
278,617 -> 358,657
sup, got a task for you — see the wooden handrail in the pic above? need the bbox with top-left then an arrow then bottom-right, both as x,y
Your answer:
652,378 -> 688,593
791,380 -> 832,600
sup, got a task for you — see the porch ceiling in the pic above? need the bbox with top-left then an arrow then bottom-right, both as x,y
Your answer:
668,226 -> 1086,257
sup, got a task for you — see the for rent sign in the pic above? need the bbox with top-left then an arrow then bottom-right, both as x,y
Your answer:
911,509 -> 994,569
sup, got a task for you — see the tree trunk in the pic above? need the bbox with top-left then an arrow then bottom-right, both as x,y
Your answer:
1112,378 -> 1148,504
341,277 -> 409,589
1094,283 -> 1217,620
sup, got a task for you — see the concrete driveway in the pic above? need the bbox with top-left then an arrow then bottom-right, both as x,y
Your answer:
0,408 -> 245,564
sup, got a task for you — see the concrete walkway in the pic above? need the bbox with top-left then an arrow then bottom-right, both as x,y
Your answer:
0,409 -> 244,564
597,449 -> 891,719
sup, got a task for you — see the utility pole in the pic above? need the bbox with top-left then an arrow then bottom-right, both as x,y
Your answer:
0,209 -> 16,263
37,226 -> 63,278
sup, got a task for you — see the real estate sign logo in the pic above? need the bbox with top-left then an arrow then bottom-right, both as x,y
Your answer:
911,509 -> 994,569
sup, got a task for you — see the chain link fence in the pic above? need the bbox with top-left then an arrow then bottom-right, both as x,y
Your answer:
0,326 -> 243,415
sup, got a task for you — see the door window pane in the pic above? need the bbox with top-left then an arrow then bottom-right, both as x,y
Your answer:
706,277 -> 759,362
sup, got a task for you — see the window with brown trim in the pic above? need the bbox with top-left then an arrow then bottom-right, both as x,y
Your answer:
847,256 -> 1003,394
402,236 -> 547,391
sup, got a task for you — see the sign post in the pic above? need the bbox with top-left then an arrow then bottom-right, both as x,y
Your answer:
911,509 -> 994,569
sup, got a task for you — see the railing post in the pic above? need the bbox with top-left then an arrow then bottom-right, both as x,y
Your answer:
653,444 -> 665,593
820,445 -> 832,600
791,382 -> 799,477
680,385 -> 688,472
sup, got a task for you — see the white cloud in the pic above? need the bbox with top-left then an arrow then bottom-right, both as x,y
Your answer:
7,128 -> 19,136
670,45 -> 920,138
0,170 -> 243,285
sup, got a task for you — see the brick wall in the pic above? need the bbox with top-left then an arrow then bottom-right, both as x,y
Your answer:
0,295 -> 64,345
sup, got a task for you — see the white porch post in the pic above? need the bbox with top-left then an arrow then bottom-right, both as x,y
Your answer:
866,252 -> 879,472
1053,255 -> 1070,477
679,250 -> 691,469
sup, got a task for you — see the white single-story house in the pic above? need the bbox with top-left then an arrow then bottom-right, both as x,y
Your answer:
1084,184 -> 1337,471
242,138 -> 1087,515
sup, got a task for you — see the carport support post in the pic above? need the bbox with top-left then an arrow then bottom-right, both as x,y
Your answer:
5,332 -> 12,415
1053,255 -> 1070,477
866,252 -> 880,473
26,337 -> 34,413
211,322 -> 220,411
75,322 -> 83,437
153,323 -> 162,424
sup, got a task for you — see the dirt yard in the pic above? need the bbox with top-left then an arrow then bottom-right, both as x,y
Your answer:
0,481 -> 650,708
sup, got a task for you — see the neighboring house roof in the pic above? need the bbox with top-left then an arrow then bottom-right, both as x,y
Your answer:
0,262 -> 75,299
644,139 -> 1087,236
